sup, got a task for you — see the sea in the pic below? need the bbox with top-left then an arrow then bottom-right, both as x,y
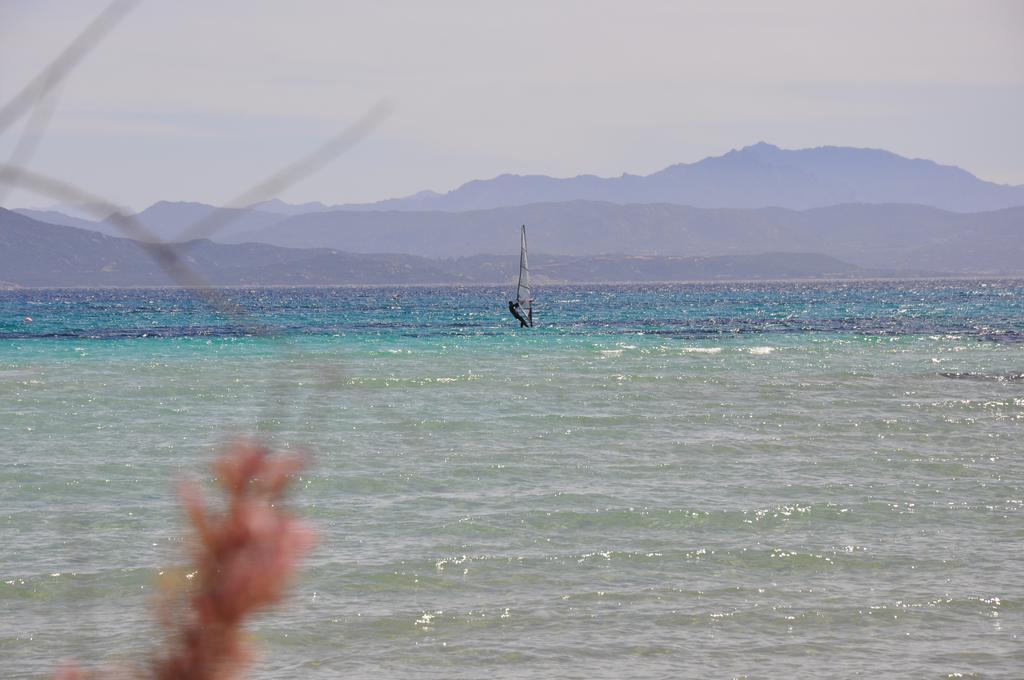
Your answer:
1,282 -> 1022,679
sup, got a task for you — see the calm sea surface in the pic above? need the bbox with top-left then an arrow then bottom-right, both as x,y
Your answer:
1,283 -> 1022,678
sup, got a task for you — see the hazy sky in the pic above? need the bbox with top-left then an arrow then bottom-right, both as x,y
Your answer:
2,0 -> 1022,211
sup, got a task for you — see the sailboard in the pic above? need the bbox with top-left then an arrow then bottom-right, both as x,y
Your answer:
515,224 -> 534,327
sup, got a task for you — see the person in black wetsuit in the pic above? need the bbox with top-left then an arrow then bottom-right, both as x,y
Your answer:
508,300 -> 529,328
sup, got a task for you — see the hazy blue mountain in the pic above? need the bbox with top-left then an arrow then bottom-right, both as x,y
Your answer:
246,198 -> 334,215
1,208 -> 905,287
14,209 -> 111,233
26,202 -> 117,220
232,201 -> 1024,274
124,201 -> 289,241
16,201 -> 290,242
0,208 -> 458,286
333,143 -> 1024,213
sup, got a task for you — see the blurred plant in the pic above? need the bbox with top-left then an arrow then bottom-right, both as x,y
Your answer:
54,441 -> 315,680
5,4 -> 381,677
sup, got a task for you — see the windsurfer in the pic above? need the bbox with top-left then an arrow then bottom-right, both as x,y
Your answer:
508,300 -> 529,328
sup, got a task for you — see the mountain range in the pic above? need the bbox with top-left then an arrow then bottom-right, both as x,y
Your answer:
16,201 -> 285,243
226,201 -> 1024,273
5,142 -> 1023,284
17,142 -> 1024,239
1,208 -> 912,288
14,200 -> 1024,275
329,142 -> 1024,213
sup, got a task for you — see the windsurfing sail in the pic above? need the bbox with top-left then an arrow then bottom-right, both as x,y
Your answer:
516,225 -> 533,327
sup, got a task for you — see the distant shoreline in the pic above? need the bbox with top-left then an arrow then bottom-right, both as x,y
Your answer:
3,274 -> 1022,292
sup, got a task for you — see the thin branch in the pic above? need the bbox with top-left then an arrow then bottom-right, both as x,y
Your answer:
0,164 -> 269,333
0,88 -> 61,204
175,98 -> 394,242
0,0 -> 141,134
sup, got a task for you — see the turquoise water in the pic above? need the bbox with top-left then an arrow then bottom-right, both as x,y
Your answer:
2,283 -> 1022,678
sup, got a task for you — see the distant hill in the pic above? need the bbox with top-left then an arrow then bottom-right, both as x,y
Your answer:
246,198 -> 334,216
0,209 -> 458,287
231,201 -> 1024,274
14,208 -> 112,233
334,143 -> 1024,213
15,143 -> 1023,255
125,201 -> 288,240
17,201 -> 289,243
0,208 -> 913,287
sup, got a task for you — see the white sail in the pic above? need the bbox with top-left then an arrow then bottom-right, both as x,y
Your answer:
516,225 -> 533,326
517,225 -> 531,304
